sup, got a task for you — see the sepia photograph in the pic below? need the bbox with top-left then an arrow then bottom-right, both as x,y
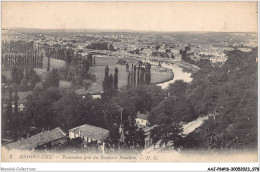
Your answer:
0,1 -> 258,170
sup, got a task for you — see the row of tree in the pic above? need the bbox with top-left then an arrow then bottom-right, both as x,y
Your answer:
2,53 -> 44,69
2,40 -> 35,54
45,47 -> 74,64
102,66 -> 118,99
127,62 -> 151,87
3,67 -> 40,91
58,53 -> 96,88
86,42 -> 115,51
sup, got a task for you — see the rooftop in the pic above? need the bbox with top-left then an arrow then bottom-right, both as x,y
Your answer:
69,124 -> 109,141
5,127 -> 67,150
136,111 -> 148,120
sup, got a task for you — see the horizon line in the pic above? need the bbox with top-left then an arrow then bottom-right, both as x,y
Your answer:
3,27 -> 257,33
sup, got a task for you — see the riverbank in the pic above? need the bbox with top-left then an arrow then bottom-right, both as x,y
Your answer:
86,55 -> 176,93
116,52 -> 198,89
150,67 -> 174,85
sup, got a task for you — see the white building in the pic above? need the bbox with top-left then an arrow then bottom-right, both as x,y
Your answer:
136,111 -> 149,127
68,124 -> 109,152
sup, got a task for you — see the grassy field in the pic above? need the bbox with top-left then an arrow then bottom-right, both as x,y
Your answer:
42,56 -> 66,69
88,64 -> 128,93
35,57 -> 66,79
151,67 -> 174,85
88,56 -> 174,93
94,55 -> 119,66
2,55 -> 173,93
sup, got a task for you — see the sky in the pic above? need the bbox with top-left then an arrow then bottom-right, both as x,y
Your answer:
2,1 -> 258,32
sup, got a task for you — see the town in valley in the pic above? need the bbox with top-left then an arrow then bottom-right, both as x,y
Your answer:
1,2 -> 258,161
1,28 -> 257,157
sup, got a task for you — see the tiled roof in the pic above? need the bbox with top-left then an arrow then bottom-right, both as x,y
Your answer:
69,124 -> 109,141
136,111 -> 148,120
5,127 -> 67,150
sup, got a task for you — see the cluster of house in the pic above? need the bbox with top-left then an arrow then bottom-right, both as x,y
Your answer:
4,111 -> 152,153
4,107 -> 209,154
4,124 -> 109,153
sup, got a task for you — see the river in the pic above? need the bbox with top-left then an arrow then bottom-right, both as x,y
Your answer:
156,62 -> 193,89
142,58 -> 193,89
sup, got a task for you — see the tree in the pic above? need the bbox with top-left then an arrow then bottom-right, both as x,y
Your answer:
136,128 -> 145,149
30,69 -> 39,88
112,85 -> 164,117
155,45 -> 160,51
182,49 -> 258,151
120,116 -> 145,149
149,96 -> 195,125
53,90 -> 84,130
127,71 -> 131,86
139,67 -> 145,85
44,68 -> 60,88
25,87 -> 61,130
81,59 -> 90,78
2,74 -> 7,84
144,63 -> 151,86
133,65 -> 136,86
109,74 -> 114,92
137,64 -> 140,85
150,121 -> 184,148
11,67 -> 21,84
47,56 -> 50,72
195,59 -> 212,69
167,80 -> 188,97
185,46 -> 191,51
13,83 -> 19,114
109,44 -> 115,51
114,67 -> 118,91
102,66 -> 110,93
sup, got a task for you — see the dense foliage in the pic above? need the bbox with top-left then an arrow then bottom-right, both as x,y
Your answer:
183,48 -> 258,151
2,40 -> 34,54
148,48 -> 258,151
86,42 -> 115,51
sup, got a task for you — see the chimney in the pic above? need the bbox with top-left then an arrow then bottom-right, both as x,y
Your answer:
27,133 -> 30,138
41,128 -> 44,134
146,111 -> 148,116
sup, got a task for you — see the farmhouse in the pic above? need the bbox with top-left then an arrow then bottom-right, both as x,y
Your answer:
135,111 -> 149,127
68,124 -> 109,151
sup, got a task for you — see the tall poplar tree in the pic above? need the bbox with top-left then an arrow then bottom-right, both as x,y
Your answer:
114,67 -> 118,91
